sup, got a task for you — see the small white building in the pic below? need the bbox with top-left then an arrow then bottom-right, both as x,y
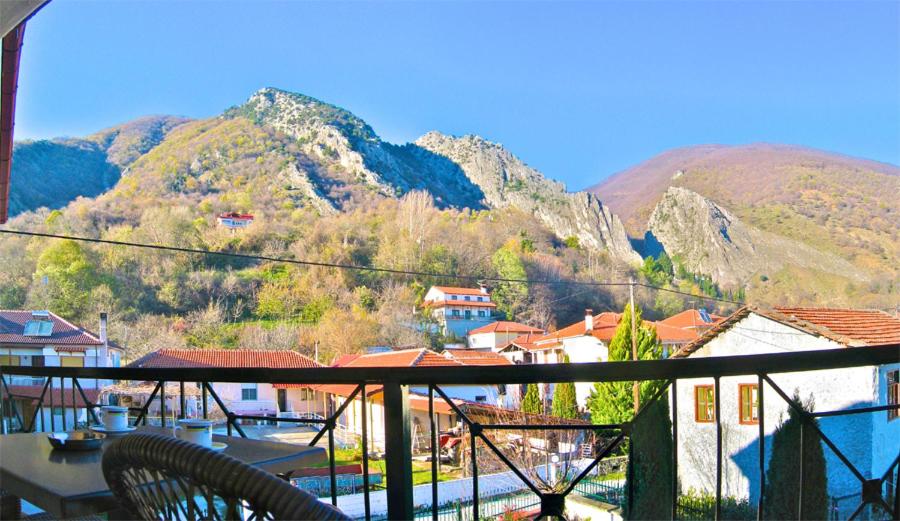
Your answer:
466,321 -> 543,351
671,306 -> 900,517
216,212 -> 254,229
126,349 -> 322,420
421,286 -> 496,338
0,310 -> 122,430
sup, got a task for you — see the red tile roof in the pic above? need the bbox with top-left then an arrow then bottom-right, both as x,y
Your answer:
673,306 -> 900,358
658,309 -> 724,329
127,349 -> 321,369
340,348 -> 462,368
442,350 -> 513,366
532,311 -> 695,345
431,286 -> 489,296
4,385 -> 100,408
467,321 -> 543,336
422,300 -> 497,309
331,354 -> 361,367
499,332 -> 545,352
0,310 -> 103,347
774,307 -> 900,347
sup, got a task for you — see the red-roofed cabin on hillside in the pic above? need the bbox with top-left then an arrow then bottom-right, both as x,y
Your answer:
671,306 -> 900,517
422,285 -> 496,338
1,310 -> 122,429
216,212 -> 254,230
126,349 -> 322,420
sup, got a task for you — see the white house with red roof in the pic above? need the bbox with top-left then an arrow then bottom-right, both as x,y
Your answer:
275,347 -> 515,451
509,309 -> 700,409
127,349 -> 321,420
216,212 -> 254,229
671,306 -> 900,516
465,321 -> 544,351
0,310 -> 122,430
422,286 -> 496,338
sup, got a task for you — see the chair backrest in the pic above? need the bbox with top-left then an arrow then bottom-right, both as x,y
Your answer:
102,433 -> 350,521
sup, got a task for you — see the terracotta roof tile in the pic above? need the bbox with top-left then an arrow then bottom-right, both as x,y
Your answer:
127,349 -> 321,369
532,311 -> 694,345
331,354 -> 361,367
673,306 -> 900,358
467,321 -> 543,336
422,300 -> 497,309
443,350 -> 513,366
341,348 -> 462,368
431,286 -> 489,296
4,385 -> 100,408
658,309 -> 724,329
0,310 -> 103,346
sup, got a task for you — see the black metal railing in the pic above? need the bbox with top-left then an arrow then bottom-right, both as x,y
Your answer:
1,344 -> 899,520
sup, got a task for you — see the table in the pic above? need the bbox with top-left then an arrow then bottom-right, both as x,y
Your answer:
0,427 -> 327,518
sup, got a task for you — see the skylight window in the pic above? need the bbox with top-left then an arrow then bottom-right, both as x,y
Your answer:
23,320 -> 53,337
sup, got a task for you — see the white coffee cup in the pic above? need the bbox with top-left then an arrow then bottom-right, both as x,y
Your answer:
176,419 -> 214,447
100,406 -> 129,431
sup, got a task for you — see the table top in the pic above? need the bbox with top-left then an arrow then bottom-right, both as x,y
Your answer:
0,426 -> 327,518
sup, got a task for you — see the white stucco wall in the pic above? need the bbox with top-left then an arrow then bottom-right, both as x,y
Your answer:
561,336 -> 610,409
675,313 -> 895,513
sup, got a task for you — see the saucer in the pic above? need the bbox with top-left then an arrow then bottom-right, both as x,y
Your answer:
210,442 -> 227,452
89,425 -> 137,435
48,431 -> 105,451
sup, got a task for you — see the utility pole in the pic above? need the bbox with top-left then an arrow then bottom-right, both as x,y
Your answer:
630,278 -> 639,413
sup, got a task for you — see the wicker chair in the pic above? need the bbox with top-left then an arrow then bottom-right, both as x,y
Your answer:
102,433 -> 350,521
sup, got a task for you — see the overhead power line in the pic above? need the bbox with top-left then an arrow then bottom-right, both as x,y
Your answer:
0,228 -> 743,305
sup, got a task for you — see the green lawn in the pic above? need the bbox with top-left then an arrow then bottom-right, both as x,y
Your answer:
311,448 -> 456,486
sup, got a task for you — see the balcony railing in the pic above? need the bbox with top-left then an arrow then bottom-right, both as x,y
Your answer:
1,344 -> 899,520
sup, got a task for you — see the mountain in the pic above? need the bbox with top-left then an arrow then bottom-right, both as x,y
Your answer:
8,116 -> 188,216
589,144 -> 900,302
220,88 -> 640,263
648,187 -> 866,287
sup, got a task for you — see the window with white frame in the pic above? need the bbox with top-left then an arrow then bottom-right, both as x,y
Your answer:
241,383 -> 258,401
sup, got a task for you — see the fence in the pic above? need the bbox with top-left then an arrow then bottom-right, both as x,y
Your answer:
1,344 -> 899,520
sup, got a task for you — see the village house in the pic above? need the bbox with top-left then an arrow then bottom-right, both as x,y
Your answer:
275,347 -> 514,451
671,306 -> 900,517
502,309 -> 706,409
0,310 -> 122,430
125,349 -> 321,420
465,321 -> 544,351
216,212 -> 254,230
421,286 -> 496,338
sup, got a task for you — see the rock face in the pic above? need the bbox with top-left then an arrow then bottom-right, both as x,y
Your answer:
648,187 -> 866,286
229,88 -> 640,264
415,132 -> 641,264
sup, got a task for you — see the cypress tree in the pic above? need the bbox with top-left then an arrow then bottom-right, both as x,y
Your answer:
763,393 -> 828,520
551,355 -> 579,419
626,395 -> 674,520
521,383 -> 543,415
587,303 -> 665,424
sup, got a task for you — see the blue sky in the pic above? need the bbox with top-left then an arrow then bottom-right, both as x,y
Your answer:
15,0 -> 900,189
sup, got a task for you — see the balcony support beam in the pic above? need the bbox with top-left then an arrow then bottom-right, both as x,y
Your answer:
384,381 -> 413,521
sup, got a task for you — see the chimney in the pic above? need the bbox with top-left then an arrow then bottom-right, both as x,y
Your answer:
99,312 -> 108,347
584,309 -> 594,333
479,284 -> 488,295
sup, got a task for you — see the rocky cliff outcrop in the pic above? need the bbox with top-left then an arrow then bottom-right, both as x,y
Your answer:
415,132 -> 641,264
648,187 -> 867,286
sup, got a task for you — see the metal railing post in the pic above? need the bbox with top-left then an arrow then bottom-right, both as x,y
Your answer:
201,383 -> 208,419
179,381 -> 186,419
672,379 -> 678,521
48,376 -> 55,432
361,384 -> 371,521
429,384 -> 438,521
758,374 -> 766,521
159,380 -> 166,428
798,419 -> 805,519
384,381 -> 413,520
714,376 -> 722,521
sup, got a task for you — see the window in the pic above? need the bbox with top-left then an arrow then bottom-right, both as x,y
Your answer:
464,296 -> 470,301
450,295 -> 457,300
241,383 -> 258,401
0,355 -> 21,366
739,384 -> 759,424
475,396 -> 487,403
60,357 -> 84,368
888,370 -> 899,422
451,310 -> 460,317
477,310 -> 486,317
32,355 -> 45,367
694,385 -> 715,422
